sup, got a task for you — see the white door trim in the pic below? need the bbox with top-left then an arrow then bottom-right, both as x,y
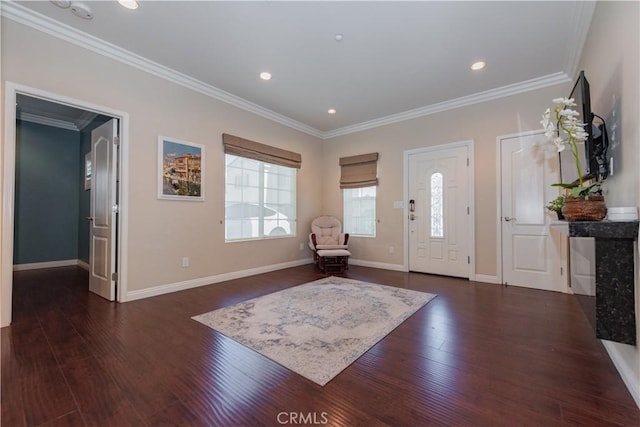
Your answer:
2,81 -> 130,327
403,140 -> 475,279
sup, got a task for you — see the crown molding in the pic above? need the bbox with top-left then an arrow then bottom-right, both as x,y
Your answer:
74,110 -> 99,130
17,112 -> 79,131
322,72 -> 572,139
1,2 -> 324,139
564,0 -> 597,79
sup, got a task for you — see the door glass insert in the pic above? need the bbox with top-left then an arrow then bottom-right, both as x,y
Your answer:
430,172 -> 444,238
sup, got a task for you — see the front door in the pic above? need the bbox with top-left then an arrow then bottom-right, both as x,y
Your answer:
408,145 -> 470,277
499,131 -> 563,291
89,120 -> 118,300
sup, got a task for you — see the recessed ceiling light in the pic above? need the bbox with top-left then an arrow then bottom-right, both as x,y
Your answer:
328,109 -> 337,115
259,72 -> 272,81
470,61 -> 486,71
335,34 -> 344,42
118,0 -> 139,10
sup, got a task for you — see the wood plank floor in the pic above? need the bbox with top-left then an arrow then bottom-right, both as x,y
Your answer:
2,265 -> 639,426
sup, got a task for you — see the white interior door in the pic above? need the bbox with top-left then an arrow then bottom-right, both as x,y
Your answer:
409,145 -> 469,277
89,119 -> 118,300
500,132 -> 563,291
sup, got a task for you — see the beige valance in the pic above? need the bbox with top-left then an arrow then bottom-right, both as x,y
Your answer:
222,133 -> 302,169
339,152 -> 379,189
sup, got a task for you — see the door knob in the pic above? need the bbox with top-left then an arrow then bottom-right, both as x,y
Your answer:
85,216 -> 94,221
504,216 -> 516,222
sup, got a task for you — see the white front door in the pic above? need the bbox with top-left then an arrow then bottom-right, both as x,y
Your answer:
408,145 -> 470,277
500,132 -> 563,291
89,120 -> 118,300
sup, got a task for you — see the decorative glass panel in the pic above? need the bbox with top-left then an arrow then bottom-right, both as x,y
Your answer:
430,172 -> 444,238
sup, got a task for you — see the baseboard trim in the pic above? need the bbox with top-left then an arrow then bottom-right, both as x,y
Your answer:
77,260 -> 90,271
13,259 -> 80,271
601,340 -> 640,409
474,274 -> 501,284
349,259 -> 408,272
123,258 -> 314,302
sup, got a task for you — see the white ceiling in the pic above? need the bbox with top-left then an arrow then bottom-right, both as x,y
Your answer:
7,1 -> 594,138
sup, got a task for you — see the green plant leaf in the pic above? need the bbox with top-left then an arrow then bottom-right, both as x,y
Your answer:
552,183 -> 579,189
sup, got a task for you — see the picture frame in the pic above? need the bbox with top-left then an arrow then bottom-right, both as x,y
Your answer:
157,136 -> 205,201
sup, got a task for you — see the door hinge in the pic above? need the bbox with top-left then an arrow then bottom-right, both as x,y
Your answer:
468,256 -> 471,264
114,136 -> 120,146
466,158 -> 469,166
111,272 -> 118,282
467,206 -> 470,215
112,204 -> 119,213
560,267 -> 563,276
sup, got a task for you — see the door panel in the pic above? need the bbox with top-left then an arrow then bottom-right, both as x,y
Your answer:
89,119 -> 117,300
500,132 -> 562,291
512,235 -> 547,271
409,146 -> 469,277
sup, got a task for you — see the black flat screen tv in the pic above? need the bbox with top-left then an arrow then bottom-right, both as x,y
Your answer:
559,71 -> 596,184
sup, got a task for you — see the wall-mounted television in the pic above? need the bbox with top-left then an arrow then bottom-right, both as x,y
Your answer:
559,70 -> 609,184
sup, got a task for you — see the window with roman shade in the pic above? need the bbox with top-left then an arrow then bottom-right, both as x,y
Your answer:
223,134 -> 300,241
222,133 -> 301,169
339,152 -> 378,189
340,152 -> 378,237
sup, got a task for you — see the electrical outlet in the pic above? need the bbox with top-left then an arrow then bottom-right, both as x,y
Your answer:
299,243 -> 304,251
182,257 -> 189,268
389,246 -> 395,254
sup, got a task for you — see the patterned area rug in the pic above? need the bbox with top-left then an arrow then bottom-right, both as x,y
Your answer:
192,276 -> 436,386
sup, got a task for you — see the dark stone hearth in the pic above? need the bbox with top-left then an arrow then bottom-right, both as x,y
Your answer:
568,221 -> 639,239
562,220 -> 639,345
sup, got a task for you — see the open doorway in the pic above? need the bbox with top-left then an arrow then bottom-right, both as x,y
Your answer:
2,82 -> 129,327
14,94 -> 112,272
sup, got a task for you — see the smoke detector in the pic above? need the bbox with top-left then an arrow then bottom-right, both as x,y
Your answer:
70,2 -> 93,20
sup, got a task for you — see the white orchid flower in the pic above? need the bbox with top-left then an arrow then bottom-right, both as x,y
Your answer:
542,97 -> 590,188
560,109 -> 580,117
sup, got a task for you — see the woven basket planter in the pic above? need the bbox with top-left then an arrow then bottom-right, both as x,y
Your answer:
561,196 -> 607,221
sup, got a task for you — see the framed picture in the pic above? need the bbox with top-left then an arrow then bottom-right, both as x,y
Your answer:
84,152 -> 92,190
158,136 -> 205,201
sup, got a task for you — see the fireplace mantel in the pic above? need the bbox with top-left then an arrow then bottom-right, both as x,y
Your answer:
551,220 -> 639,345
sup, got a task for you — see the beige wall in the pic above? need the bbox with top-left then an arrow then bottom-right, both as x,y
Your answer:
322,85 -> 572,277
577,1 -> 640,406
1,19 -> 324,293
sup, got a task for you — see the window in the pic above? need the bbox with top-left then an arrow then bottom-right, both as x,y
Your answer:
225,154 -> 296,241
343,186 -> 376,237
430,172 -> 444,238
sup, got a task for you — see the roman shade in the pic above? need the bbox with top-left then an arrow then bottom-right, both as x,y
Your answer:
222,133 -> 302,169
339,152 -> 378,189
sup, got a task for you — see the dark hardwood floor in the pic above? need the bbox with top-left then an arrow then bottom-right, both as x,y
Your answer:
2,265 -> 639,426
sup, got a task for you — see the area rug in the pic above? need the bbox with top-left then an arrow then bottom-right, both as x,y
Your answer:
192,276 -> 436,386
